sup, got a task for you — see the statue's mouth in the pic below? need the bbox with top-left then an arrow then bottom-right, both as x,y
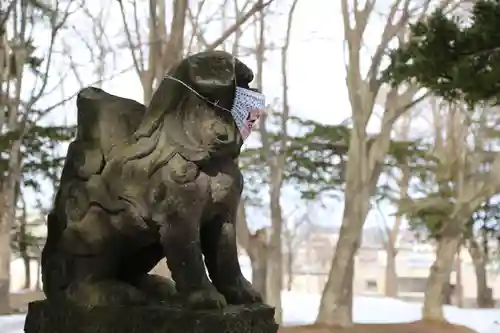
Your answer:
208,136 -> 242,159
211,141 -> 237,154
209,124 -> 242,148
215,134 -> 231,145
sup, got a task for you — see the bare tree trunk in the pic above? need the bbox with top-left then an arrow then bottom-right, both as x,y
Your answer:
23,256 -> 31,290
118,0 -> 186,103
19,201 -> 31,290
286,246 -> 293,291
235,204 -> 268,300
266,196 -> 283,324
454,249 -> 463,308
382,208 -> 405,298
384,246 -> 398,298
250,233 -> 268,298
35,254 -> 42,291
383,124 -> 410,297
0,1 -> 29,312
339,256 -> 354,324
0,141 -> 22,314
316,145 -> 370,326
469,240 -> 493,308
0,5 -> 24,313
0,228 -> 11,313
422,224 -> 461,321
251,0 -> 277,313
252,7 -> 277,310
161,0 -> 187,73
251,259 -> 267,297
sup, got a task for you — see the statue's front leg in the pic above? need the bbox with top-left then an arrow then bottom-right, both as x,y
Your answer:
161,213 -> 227,309
201,213 -> 263,305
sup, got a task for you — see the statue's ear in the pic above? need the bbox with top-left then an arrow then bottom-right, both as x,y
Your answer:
233,57 -> 255,89
134,62 -> 188,139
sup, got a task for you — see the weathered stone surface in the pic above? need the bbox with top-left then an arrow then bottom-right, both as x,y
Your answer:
24,300 -> 279,333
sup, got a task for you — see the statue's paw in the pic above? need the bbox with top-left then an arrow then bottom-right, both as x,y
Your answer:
186,287 -> 227,309
66,280 -> 148,307
135,274 -> 177,301
218,277 -> 263,305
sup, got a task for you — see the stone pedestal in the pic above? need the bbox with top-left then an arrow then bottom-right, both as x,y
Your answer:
24,300 -> 278,333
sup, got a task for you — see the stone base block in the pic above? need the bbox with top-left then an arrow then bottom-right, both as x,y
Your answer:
24,300 -> 278,333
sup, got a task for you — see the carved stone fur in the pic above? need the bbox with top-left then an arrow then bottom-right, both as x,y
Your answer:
41,50 -> 263,309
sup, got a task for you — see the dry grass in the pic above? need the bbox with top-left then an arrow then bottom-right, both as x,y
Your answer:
279,322 -> 478,333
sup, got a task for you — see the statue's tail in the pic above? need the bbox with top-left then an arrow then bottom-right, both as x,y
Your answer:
41,87 -> 147,297
41,210 -> 66,296
41,140 -> 90,297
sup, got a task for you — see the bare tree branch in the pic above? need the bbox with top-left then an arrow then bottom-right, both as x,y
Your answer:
187,0 -> 209,49
206,0 -> 275,51
276,0 -> 298,171
117,0 -> 144,77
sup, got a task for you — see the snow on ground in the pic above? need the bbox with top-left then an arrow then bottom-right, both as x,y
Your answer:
283,292 -> 500,333
0,314 -> 26,333
1,292 -> 499,333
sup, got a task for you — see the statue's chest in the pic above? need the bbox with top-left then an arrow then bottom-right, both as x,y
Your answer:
147,158 -> 242,221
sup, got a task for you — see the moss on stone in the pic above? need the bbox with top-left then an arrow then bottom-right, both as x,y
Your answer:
24,300 -> 278,333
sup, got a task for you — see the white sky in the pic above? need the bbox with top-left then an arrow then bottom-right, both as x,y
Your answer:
19,0 -> 439,232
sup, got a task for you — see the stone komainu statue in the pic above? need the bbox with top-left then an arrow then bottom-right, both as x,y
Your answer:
41,50 -> 264,309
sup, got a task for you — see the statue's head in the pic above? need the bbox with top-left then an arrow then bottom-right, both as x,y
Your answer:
135,50 -> 265,162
